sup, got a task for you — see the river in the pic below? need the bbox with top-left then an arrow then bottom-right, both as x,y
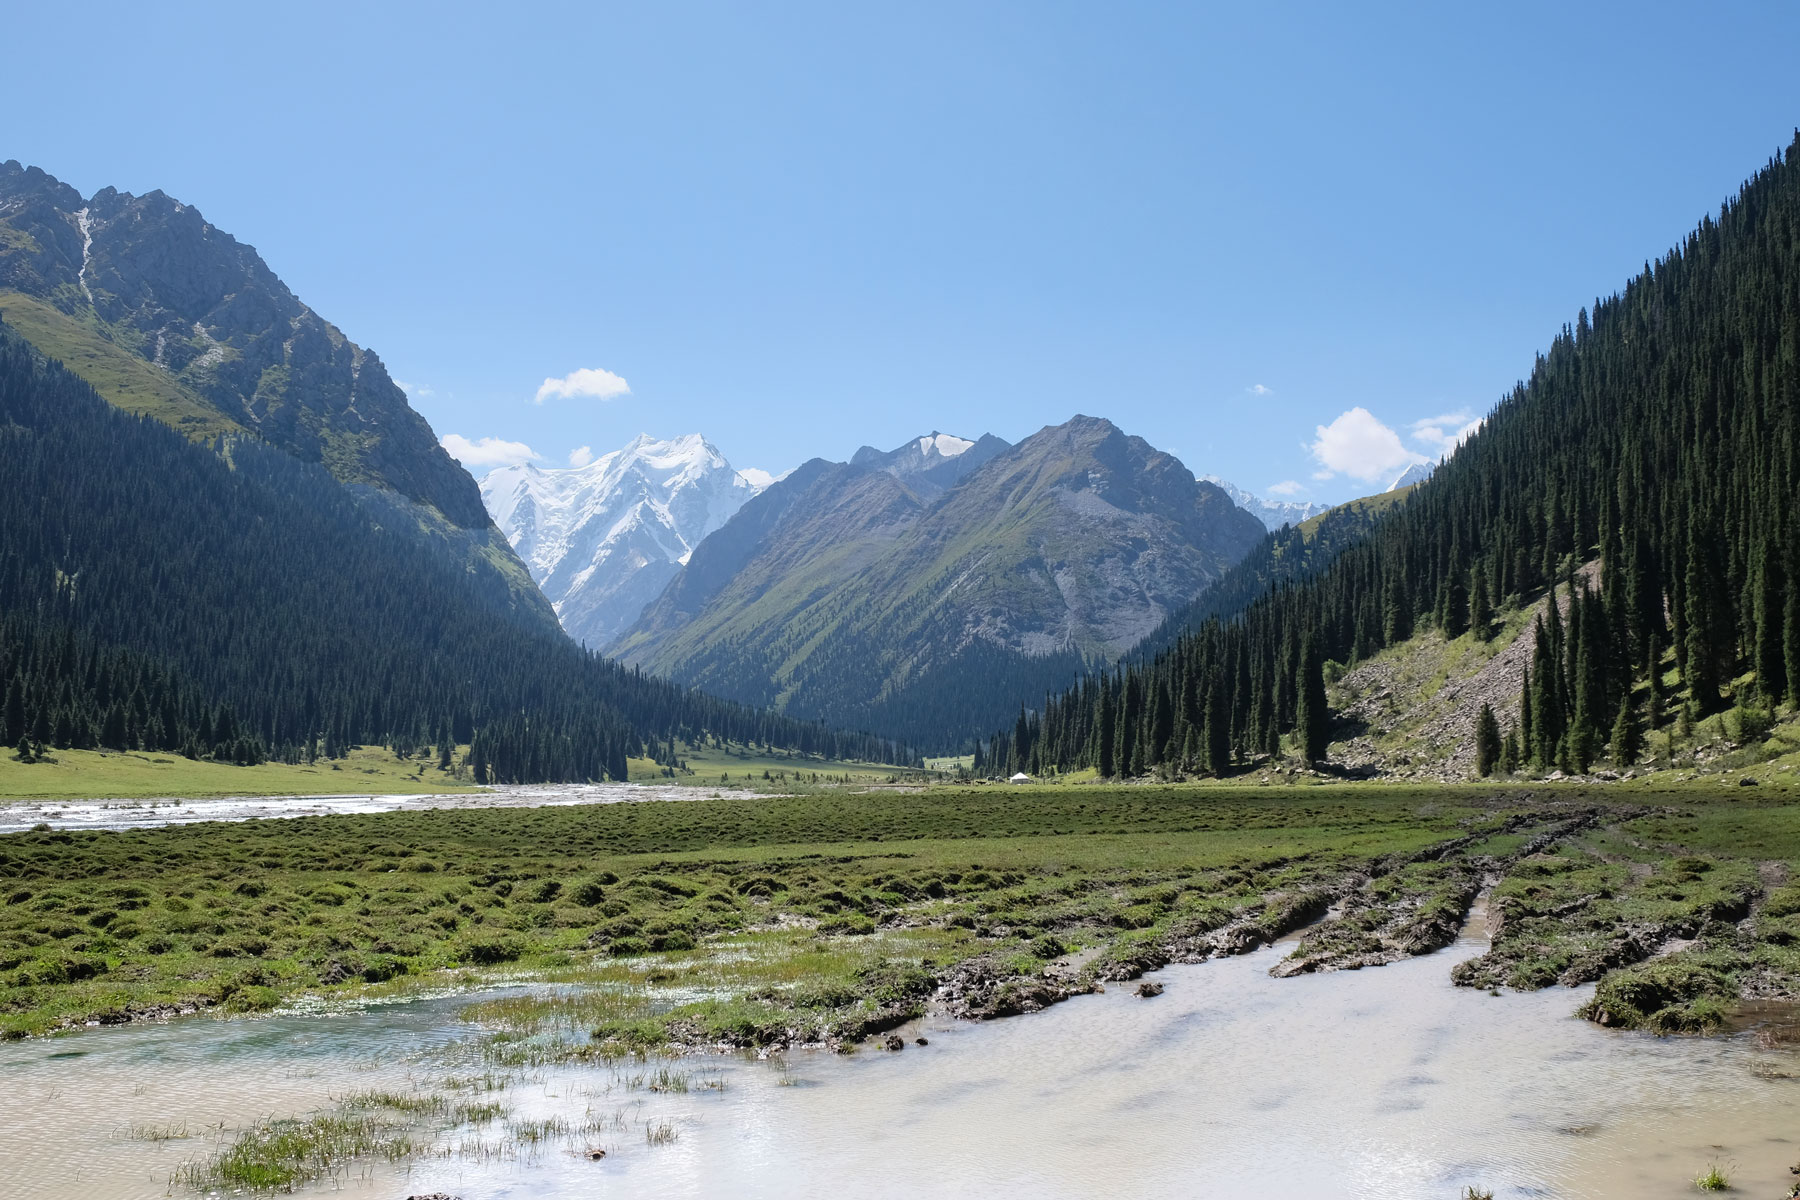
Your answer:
3,907 -> 1796,1198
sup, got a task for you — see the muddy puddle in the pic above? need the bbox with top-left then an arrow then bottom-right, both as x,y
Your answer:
3,918 -> 1796,1198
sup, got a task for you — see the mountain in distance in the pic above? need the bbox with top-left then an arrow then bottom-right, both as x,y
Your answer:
481,434 -> 768,647
850,431 -> 1012,495
0,160 -> 550,625
614,416 -> 1267,748
1389,462 -> 1435,490
1200,476 -> 1332,531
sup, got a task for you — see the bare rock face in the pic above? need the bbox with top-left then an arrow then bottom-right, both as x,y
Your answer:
0,160 -> 489,530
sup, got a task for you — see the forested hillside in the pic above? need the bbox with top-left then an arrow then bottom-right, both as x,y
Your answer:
0,328 -> 911,780
0,160 -> 552,624
981,138 -> 1800,779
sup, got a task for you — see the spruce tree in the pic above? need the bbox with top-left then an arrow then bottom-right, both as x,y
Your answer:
1787,534 -> 1800,707
1441,563 -> 1469,639
1519,669 -> 1535,763
1205,687 -> 1230,777
1646,631 -> 1666,732
1097,684 -> 1117,778
1683,516 -> 1727,711
1610,701 -> 1640,767
1296,634 -> 1329,767
1754,536 -> 1787,704
1469,563 -> 1494,641
1474,703 -> 1501,777
1,675 -> 23,746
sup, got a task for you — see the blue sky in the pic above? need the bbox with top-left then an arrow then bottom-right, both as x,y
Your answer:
11,2 -> 1800,501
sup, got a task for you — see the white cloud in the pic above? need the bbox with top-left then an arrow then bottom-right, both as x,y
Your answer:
568,445 -> 594,468
395,379 -> 434,399
1309,407 -> 1429,484
1410,411 -> 1483,459
440,433 -> 537,469
534,366 -> 630,405
737,467 -> 777,490
1266,479 -> 1304,497
1248,383 -> 1272,396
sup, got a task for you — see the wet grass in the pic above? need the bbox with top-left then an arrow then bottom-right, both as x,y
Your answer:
25,780 -> 1791,1193
172,1110 -> 419,1192
1694,1161 -> 1731,1190
0,786 -> 1474,1037
2,782 -> 1794,1045
1453,797 -> 1800,1032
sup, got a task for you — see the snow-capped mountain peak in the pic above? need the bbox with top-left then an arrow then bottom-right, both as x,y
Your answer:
918,432 -> 975,458
849,430 -> 1012,495
1388,462 -> 1435,491
479,434 -> 768,647
1200,476 -> 1332,532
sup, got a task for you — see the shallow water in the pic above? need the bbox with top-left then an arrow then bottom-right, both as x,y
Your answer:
0,782 -> 773,833
4,921 -> 1797,1199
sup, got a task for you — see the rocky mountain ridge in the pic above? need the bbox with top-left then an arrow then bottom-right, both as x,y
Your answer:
480,434 -> 766,647
613,416 -> 1267,746
0,159 -> 551,626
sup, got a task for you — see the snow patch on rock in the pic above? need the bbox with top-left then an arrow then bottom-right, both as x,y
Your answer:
481,433 -> 764,647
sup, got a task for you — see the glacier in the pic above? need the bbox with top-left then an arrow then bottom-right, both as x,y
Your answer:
481,434 -> 766,648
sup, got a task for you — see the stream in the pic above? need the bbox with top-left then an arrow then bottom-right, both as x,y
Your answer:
4,909 -> 1797,1198
0,782 -> 776,835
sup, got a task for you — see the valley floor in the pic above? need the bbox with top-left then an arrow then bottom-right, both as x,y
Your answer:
0,742 -> 925,801
0,745 -> 478,800
2,779 -> 1797,1190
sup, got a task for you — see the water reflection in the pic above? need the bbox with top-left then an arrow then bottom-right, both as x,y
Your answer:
3,921 -> 1795,1199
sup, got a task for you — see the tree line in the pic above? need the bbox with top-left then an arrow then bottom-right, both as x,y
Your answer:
980,136 -> 1800,780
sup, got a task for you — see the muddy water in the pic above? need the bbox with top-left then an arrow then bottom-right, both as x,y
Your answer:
0,782 -> 776,834
4,920 -> 1797,1199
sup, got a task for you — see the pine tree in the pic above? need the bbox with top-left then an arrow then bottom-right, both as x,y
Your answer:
1,675 -> 23,746
1474,703 -> 1501,777
1519,668 -> 1535,763
1499,728 -> 1521,775
1610,701 -> 1640,767
1786,532 -> 1800,707
1754,536 -> 1787,704
1441,560 -> 1469,639
1469,563 -> 1494,641
1096,682 -> 1117,779
1683,516 -> 1728,711
1646,631 -> 1666,732
1296,634 -> 1329,767
1205,686 -> 1230,777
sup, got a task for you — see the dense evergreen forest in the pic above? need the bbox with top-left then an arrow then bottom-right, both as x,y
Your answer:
0,329 -> 912,780
979,137 -> 1800,779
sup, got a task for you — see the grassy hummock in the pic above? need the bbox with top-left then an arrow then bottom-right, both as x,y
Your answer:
4,781 -> 1795,1044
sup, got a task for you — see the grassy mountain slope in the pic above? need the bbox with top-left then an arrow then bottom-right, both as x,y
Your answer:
0,289 -> 238,438
617,416 -> 1266,748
